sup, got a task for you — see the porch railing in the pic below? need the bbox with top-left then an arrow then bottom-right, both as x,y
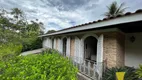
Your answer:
69,57 -> 104,80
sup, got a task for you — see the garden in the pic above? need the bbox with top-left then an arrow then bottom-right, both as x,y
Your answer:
0,49 -> 78,80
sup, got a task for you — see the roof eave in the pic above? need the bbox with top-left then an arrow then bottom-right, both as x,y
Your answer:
39,12 -> 142,37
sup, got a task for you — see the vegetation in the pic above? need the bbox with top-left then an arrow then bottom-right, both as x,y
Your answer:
0,7 -> 78,80
0,43 -> 22,61
42,48 -> 60,54
103,66 -> 138,80
0,52 -> 78,80
0,8 -> 43,59
46,30 -> 56,34
104,1 -> 127,17
136,65 -> 142,78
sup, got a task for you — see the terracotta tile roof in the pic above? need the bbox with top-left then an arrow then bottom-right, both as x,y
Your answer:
57,9 -> 142,32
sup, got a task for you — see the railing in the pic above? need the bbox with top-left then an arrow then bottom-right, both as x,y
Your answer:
69,57 -> 103,80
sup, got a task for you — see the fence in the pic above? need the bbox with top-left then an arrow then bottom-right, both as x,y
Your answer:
69,57 -> 104,80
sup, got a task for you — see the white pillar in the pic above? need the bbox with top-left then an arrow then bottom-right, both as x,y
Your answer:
53,38 -> 56,49
66,37 -> 71,57
48,38 -> 52,48
97,34 -> 103,63
96,34 -> 104,79
80,39 -> 84,63
74,37 -> 81,63
56,38 -> 58,51
58,39 -> 63,54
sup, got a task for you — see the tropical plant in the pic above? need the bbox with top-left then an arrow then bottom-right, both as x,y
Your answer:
0,53 -> 78,80
136,65 -> 142,78
103,66 -> 138,80
104,1 -> 127,17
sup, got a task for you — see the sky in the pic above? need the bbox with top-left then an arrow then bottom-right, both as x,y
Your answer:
0,0 -> 142,32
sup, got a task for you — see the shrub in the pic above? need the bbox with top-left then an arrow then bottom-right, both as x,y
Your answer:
103,66 -> 138,80
0,53 -> 78,80
136,65 -> 142,78
0,43 -> 22,61
42,48 -> 60,54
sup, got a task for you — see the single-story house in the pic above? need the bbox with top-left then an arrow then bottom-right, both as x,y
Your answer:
40,9 -> 142,79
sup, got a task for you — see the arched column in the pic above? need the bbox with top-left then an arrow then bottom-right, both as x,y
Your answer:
80,33 -> 103,79
80,34 -> 98,62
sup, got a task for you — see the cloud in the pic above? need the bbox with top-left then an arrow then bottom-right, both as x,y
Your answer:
0,0 -> 142,32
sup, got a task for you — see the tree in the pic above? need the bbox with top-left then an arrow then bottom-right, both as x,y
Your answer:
104,1 -> 127,17
11,8 -> 23,21
46,30 -> 56,34
0,8 -> 44,52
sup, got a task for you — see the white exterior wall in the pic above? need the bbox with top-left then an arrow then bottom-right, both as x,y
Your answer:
49,39 -> 52,48
42,38 -> 47,48
42,37 -> 52,48
125,32 -> 142,68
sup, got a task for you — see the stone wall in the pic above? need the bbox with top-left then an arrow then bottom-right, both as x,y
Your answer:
103,32 -> 125,68
116,32 -> 125,67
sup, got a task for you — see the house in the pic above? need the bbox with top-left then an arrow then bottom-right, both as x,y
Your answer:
40,9 -> 142,79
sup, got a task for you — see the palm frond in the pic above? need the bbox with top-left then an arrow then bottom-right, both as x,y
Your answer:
115,2 -> 126,14
104,1 -> 127,17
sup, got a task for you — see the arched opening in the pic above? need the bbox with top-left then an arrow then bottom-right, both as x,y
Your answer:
52,39 -> 54,49
63,38 -> 67,56
84,36 -> 97,62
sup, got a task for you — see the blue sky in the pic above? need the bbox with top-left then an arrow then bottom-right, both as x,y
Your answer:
0,0 -> 142,32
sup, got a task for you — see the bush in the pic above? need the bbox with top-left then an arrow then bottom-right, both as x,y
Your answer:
136,65 -> 142,78
42,48 -> 60,54
0,53 -> 78,80
103,66 -> 138,80
0,43 -> 22,61
22,38 -> 42,52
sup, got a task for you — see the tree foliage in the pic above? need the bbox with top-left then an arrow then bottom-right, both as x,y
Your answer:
0,8 -> 44,53
104,1 -> 127,17
46,30 -> 56,34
